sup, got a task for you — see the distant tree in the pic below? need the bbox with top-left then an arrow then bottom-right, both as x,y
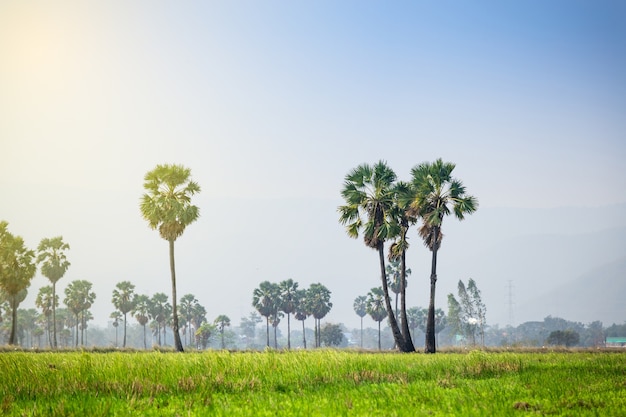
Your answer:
408,159 -> 477,353
0,222 -> 37,345
64,280 -> 95,347
111,281 -> 137,348
385,259 -> 411,332
279,279 -> 299,349
19,308 -> 40,348
195,322 -> 215,350
214,315 -> 231,349
133,295 -> 151,349
179,294 -> 198,347
140,164 -> 201,352
36,236 -> 70,349
367,287 -> 387,350
307,283 -> 332,348
190,303 -> 207,348
547,330 -> 580,347
35,285 -> 57,347
406,307 -> 422,346
353,295 -> 367,348
320,323 -> 344,347
293,289 -> 309,349
110,311 -> 122,347
449,278 -> 486,346
149,292 -> 170,346
338,162 -> 411,352
240,311 -> 262,348
252,281 -> 279,348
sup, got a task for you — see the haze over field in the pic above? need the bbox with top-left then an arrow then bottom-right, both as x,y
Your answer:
1,2 -> 625,334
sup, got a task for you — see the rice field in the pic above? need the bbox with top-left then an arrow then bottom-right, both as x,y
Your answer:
1,349 -> 625,416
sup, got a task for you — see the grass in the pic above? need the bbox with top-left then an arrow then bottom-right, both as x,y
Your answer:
0,349 -> 625,416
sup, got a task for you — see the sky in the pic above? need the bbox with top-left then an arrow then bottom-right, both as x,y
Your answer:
1,1 -> 625,339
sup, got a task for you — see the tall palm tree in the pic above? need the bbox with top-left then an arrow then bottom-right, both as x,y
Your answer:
36,236 -> 70,348
252,281 -> 279,348
279,279 -> 298,349
367,287 -> 387,351
214,314 -> 231,349
353,295 -> 367,348
409,158 -> 477,353
338,162 -> 411,352
35,285 -> 57,347
0,222 -> 37,345
140,164 -> 201,352
133,294 -> 151,349
111,281 -> 137,348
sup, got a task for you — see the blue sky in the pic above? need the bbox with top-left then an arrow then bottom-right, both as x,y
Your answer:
1,1 -> 625,335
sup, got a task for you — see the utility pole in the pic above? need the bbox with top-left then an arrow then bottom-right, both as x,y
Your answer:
507,280 -> 515,327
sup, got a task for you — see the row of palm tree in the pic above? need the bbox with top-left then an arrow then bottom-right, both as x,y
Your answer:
252,280 -> 332,349
339,159 -> 477,353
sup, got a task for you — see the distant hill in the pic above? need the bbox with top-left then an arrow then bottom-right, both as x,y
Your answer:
517,256 -> 626,326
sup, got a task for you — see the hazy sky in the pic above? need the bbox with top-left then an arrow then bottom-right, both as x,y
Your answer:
1,2 -> 625,336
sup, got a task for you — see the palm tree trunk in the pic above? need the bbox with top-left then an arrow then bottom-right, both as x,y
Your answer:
169,239 -> 184,352
75,315 -> 79,347
9,297 -> 18,345
265,317 -> 270,347
287,314 -> 291,350
378,243 -> 408,351
302,319 -> 306,349
52,283 -> 57,348
400,248 -> 415,351
377,320 -> 381,351
143,324 -> 147,349
360,316 -> 363,348
123,313 -> 127,348
425,227 -> 439,354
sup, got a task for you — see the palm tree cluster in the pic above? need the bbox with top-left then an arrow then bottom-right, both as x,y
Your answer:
110,285 -> 211,350
339,159 -> 477,353
252,280 -> 332,349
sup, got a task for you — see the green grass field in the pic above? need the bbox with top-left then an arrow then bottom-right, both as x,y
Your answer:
1,349 -> 624,416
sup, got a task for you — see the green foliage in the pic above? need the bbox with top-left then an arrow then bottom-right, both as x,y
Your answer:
0,351 -> 624,416
547,330 -> 580,347
320,323 -> 344,347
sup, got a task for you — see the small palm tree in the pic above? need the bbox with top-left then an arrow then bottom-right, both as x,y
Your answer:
353,295 -> 367,348
35,285 -> 57,347
179,294 -> 199,347
64,280 -> 95,347
214,315 -> 231,349
133,295 -> 151,349
36,236 -> 70,348
409,158 -> 477,353
293,289 -> 309,349
307,283 -> 332,348
110,311 -> 122,347
279,279 -> 299,349
252,281 -> 279,348
111,281 -> 137,348
367,287 -> 387,351
140,164 -> 200,352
